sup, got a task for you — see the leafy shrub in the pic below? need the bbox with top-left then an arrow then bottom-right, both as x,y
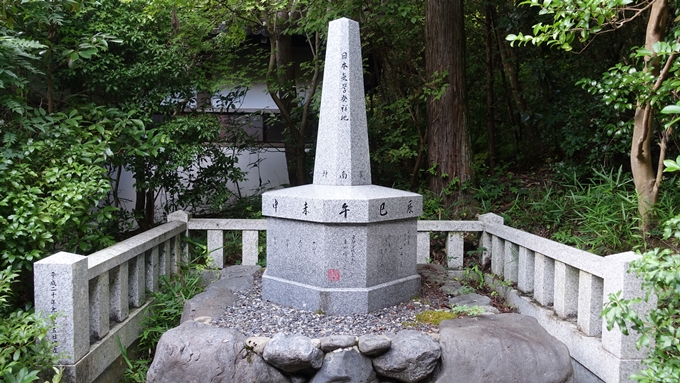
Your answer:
602,221 -> 680,382
0,268 -> 60,382
1,106 -> 117,273
602,159 -> 680,382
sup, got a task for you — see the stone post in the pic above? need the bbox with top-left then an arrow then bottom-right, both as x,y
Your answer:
168,210 -> 191,267
417,231 -> 430,264
34,252 -> 89,364
601,251 -> 652,359
577,270 -> 603,336
446,232 -> 464,269
242,230 -> 259,266
207,230 -> 224,269
479,213 -> 503,266
517,246 -> 535,294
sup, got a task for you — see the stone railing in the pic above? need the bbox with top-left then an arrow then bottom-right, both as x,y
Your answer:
34,211 -> 647,383
415,214 -> 649,383
33,212 -> 189,383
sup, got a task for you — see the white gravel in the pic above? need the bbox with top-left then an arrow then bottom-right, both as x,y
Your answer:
213,273 -> 440,338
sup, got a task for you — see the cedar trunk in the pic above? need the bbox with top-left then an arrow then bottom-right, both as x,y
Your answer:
492,7 -> 534,148
425,0 -> 471,204
485,3 -> 497,174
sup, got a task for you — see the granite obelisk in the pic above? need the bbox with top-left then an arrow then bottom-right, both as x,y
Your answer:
261,17 -> 423,315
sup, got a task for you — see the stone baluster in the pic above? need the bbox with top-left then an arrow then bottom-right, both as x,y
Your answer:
146,246 -> 160,293
491,236 -> 505,276
417,231 -> 430,264
503,241 -> 519,283
89,273 -> 109,340
578,270 -> 603,336
160,239 -> 171,277
554,261 -> 579,318
109,262 -> 129,322
445,232 -> 464,269
129,254 -> 146,307
517,246 -> 535,293
242,230 -> 259,266
174,233 -> 184,271
534,252 -> 555,306
207,230 -> 224,269
34,252 -> 89,364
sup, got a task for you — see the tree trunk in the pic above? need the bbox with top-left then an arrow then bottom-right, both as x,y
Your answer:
485,3 -> 497,174
274,12 -> 307,186
264,11 -> 319,186
493,9 -> 535,149
632,0 -> 669,229
425,0 -> 472,205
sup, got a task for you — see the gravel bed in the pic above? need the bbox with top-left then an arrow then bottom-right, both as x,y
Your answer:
213,272 -> 442,338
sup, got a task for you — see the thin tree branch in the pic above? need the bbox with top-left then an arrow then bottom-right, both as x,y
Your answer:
654,126 -> 671,193
299,32 -> 320,135
637,36 -> 680,159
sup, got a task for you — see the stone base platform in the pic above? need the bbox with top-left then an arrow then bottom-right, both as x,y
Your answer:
261,273 -> 421,315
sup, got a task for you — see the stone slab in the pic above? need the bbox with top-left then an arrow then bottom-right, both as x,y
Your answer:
262,184 -> 422,223
261,273 -> 420,315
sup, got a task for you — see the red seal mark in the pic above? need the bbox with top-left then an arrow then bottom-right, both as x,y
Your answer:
327,269 -> 341,282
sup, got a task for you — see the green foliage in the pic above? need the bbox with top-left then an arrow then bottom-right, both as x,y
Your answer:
507,0 -> 680,228
0,31 -> 44,117
153,113 -> 257,217
506,0 -> 637,51
548,168 -> 639,253
0,106 -> 119,272
602,221 -> 680,382
463,264 -> 486,290
0,268 -> 60,382
363,0 -> 427,189
476,168 -> 640,254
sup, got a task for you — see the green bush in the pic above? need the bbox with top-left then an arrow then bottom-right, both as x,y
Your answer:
0,268 -> 61,383
1,106 -> 117,273
602,219 -> 680,382
602,159 -> 680,382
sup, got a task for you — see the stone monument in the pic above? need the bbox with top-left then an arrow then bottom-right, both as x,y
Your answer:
261,17 -> 423,315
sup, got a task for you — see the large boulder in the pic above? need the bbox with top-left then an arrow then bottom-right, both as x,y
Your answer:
372,330 -> 441,383
263,333 -> 324,373
435,313 -> 573,383
147,321 -> 289,383
309,349 -> 377,383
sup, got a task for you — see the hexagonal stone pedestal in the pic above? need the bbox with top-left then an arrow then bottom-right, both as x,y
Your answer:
262,185 -> 422,314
